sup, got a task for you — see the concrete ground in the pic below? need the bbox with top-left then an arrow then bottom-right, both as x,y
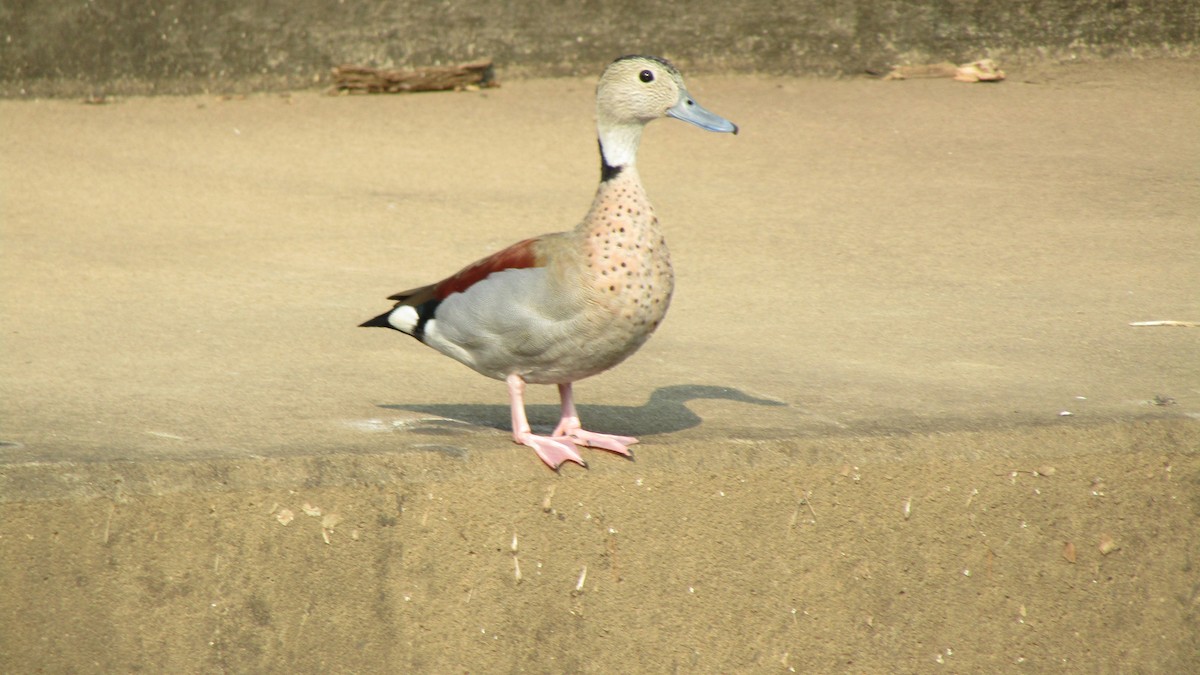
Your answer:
1,58 -> 1198,671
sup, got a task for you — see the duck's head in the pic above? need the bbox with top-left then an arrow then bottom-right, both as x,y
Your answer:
596,55 -> 737,170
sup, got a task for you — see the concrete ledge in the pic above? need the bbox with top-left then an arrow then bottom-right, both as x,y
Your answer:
3,416 -> 1192,503
3,420 -> 1198,671
3,0 -> 1199,96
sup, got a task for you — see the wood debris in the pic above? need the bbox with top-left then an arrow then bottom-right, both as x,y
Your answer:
331,59 -> 498,94
883,59 -> 1005,82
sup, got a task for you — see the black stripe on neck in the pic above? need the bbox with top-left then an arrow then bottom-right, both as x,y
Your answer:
599,139 -> 623,182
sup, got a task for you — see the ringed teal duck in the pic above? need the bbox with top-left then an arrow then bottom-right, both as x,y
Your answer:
362,55 -> 737,469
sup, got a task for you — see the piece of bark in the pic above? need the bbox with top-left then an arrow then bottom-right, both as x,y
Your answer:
331,59 -> 498,94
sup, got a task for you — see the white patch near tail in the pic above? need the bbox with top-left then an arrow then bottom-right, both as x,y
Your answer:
387,305 -> 420,334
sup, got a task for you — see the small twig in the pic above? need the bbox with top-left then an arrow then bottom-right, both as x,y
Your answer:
802,491 -> 818,522
790,490 -> 817,527
995,468 -> 1055,478
511,530 -> 522,583
102,504 -> 115,543
1129,320 -> 1199,327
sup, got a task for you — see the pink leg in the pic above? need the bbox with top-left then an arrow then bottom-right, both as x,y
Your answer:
506,374 -> 586,470
551,382 -> 638,458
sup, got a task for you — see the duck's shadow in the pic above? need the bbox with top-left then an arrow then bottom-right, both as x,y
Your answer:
379,384 -> 787,437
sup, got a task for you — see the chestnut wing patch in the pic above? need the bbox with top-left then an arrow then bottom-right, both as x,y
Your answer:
424,237 -> 542,300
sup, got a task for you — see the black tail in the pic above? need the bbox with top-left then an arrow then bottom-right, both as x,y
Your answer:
359,310 -> 396,329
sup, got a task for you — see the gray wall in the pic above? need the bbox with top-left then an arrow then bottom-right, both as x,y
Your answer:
2,0 -> 1198,97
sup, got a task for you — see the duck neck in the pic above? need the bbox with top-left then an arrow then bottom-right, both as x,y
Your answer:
597,123 -> 644,181
578,162 -> 654,240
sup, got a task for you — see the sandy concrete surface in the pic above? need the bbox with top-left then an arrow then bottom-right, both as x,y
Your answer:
1,59 -> 1198,671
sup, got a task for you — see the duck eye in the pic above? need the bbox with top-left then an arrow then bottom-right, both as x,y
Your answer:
639,69 -> 654,83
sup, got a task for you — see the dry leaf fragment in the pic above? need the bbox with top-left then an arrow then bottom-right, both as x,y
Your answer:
1098,534 -> 1119,555
321,512 -> 343,530
1062,541 -> 1077,563
301,503 -> 321,517
275,508 -> 295,526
